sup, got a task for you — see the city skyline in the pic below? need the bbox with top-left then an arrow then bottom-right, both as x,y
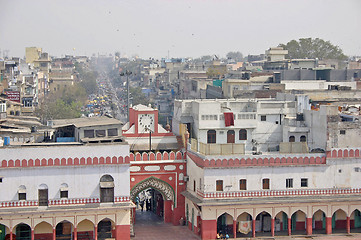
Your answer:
1,0 -> 361,59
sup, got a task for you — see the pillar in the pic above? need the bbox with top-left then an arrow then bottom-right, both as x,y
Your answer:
271,218 -> 275,237
306,218 -> 312,235
10,231 -> 12,240
201,220 -> 217,240
115,225 -> 130,240
53,228 -> 56,240
94,226 -> 98,240
233,220 -> 237,239
326,217 -> 332,234
73,227 -> 77,240
288,218 -> 291,236
164,200 -> 172,223
31,229 -> 34,240
347,217 -> 350,234
252,219 -> 256,238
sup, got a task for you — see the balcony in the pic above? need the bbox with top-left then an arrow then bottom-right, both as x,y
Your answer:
279,142 -> 309,154
191,138 -> 245,155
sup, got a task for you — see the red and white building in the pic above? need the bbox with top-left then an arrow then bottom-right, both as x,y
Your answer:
173,98 -> 361,239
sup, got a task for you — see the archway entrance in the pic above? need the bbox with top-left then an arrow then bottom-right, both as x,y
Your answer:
15,224 -> 31,240
217,213 -> 233,238
130,177 -> 175,227
255,211 -> 272,237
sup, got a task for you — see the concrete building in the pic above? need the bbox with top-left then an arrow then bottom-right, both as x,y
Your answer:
0,117 -> 133,240
172,97 -> 361,239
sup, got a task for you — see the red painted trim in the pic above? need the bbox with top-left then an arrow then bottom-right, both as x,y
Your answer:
0,196 -> 131,209
115,225 -> 130,240
188,151 -> 327,168
0,155 -> 130,168
122,132 -> 174,137
198,188 -> 361,199
329,148 -> 361,158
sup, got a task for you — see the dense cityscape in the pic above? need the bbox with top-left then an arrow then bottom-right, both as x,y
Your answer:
1,1 -> 361,240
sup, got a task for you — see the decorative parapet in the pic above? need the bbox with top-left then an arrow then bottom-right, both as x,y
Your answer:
327,148 -> 361,158
0,156 -> 130,168
197,188 -> 361,199
0,196 -> 130,208
0,200 -> 38,208
129,151 -> 185,161
188,151 -> 326,168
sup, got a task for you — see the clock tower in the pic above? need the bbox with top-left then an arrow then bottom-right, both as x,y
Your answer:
122,104 -> 178,151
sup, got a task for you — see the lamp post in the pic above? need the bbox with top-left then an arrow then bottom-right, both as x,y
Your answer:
120,70 -> 132,123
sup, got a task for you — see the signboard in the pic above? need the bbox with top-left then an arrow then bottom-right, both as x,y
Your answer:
5,91 -> 20,102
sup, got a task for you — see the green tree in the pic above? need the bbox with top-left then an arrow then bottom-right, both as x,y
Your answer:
130,87 -> 151,106
36,84 -> 87,122
226,51 -> 243,62
279,38 -> 347,60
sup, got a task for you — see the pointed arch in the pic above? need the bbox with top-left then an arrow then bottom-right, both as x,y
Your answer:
34,221 -> 52,235
130,176 -> 175,204
216,210 -> 234,220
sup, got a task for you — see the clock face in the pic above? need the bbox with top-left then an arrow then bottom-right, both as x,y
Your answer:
138,113 -> 155,132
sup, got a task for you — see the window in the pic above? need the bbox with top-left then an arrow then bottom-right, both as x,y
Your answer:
289,136 -> 295,142
199,178 -> 202,191
18,185 -> 26,200
207,130 -> 216,144
100,175 -> 114,203
60,183 -> 68,199
262,179 -> 270,190
84,130 -> 94,138
239,129 -> 247,140
340,130 -> 346,135
96,130 -> 106,137
240,179 -> 247,190
19,193 -> 26,200
38,184 -> 49,206
107,128 -> 118,136
301,178 -> 308,187
227,130 -> 235,143
286,178 -> 293,188
0,177 -> 3,183
261,115 -> 266,121
60,190 -> 68,198
216,180 -> 223,191
300,135 -> 306,142
193,180 -> 196,192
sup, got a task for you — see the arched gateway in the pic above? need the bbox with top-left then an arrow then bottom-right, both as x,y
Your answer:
130,177 -> 175,204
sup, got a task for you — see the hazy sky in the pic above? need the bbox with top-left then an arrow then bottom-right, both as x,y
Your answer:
1,0 -> 360,59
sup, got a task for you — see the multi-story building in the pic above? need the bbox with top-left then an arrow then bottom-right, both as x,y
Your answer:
172,97 -> 361,239
0,117 -> 133,240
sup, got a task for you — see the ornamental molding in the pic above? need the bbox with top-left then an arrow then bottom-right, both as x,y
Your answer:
130,177 -> 174,202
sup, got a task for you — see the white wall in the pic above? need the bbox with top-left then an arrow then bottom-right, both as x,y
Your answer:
200,157 -> 361,193
0,143 -> 129,161
0,164 -> 130,201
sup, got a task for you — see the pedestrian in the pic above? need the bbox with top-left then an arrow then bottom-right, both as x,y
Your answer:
139,200 -> 144,211
146,198 -> 150,211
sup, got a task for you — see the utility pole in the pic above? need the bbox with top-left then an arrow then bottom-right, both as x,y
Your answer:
120,70 -> 132,123
149,128 -> 152,152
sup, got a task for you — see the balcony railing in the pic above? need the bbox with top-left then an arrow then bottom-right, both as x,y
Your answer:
191,138 -> 245,155
196,188 -> 361,199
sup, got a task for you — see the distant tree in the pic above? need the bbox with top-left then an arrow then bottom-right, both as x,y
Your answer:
279,38 -> 347,60
200,55 -> 213,62
130,87 -> 151,106
80,71 -> 98,95
75,62 -> 98,95
206,65 -> 227,79
36,84 -> 87,122
226,51 -> 243,62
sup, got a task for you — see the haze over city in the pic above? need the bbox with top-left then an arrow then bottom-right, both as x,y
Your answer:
1,0 -> 361,58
